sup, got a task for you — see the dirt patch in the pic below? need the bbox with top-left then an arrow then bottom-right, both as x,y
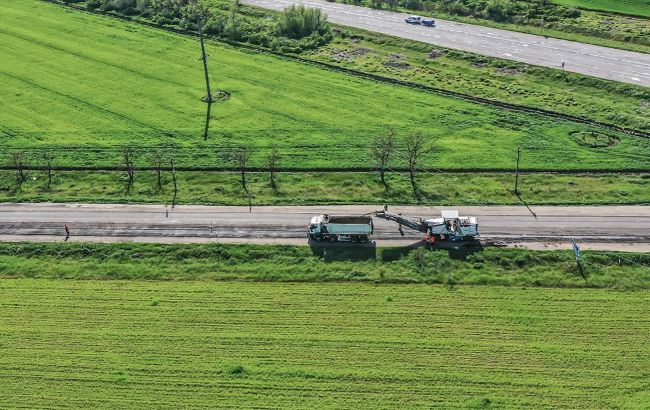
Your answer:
496,67 -> 521,75
472,62 -> 487,68
427,49 -> 445,59
202,90 -> 230,103
570,130 -> 620,148
382,53 -> 410,70
328,47 -> 373,62
382,61 -> 411,70
201,90 -> 230,103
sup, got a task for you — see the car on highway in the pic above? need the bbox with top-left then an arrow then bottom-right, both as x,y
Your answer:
405,16 -> 435,27
421,18 -> 435,27
405,15 -> 422,24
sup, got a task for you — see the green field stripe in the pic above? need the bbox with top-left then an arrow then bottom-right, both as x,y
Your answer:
0,280 -> 647,407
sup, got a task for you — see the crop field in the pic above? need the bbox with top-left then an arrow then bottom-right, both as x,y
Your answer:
0,279 -> 648,408
2,1 -> 649,172
552,0 -> 650,17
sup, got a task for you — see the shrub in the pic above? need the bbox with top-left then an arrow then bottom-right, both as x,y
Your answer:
276,5 -> 332,40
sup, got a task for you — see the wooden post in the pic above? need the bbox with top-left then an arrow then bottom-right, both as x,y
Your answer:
198,16 -> 212,104
514,145 -> 521,195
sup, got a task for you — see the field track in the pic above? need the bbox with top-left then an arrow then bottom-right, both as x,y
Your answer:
42,0 -> 650,140
1,280 -> 648,408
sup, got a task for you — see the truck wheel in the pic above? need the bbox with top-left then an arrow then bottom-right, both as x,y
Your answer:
329,236 -> 337,243
360,236 -> 368,243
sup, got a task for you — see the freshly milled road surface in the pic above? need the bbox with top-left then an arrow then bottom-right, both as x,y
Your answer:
242,0 -> 650,86
2,203 -> 650,251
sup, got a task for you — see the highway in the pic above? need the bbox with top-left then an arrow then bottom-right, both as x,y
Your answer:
1,203 -> 650,251
242,0 -> 650,87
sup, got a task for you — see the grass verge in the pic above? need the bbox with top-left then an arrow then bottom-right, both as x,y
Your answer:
1,170 -> 649,206
1,242 -> 648,289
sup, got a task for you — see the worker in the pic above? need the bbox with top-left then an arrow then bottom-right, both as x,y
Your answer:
64,225 -> 70,241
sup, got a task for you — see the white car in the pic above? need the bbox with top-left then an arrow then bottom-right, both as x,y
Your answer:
405,15 -> 422,24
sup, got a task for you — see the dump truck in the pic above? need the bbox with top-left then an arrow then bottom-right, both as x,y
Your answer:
373,209 -> 478,244
308,215 -> 374,243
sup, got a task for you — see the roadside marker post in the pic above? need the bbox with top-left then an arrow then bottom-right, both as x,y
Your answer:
572,239 -> 586,279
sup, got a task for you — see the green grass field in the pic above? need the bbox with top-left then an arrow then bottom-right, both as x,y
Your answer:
2,170 -> 649,206
1,279 -> 648,407
552,0 -> 650,17
2,1 -> 649,172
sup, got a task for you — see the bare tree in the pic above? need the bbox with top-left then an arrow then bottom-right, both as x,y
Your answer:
266,146 -> 281,193
150,150 -> 165,190
10,151 -> 27,185
370,129 -> 396,190
404,133 -> 431,199
231,146 -> 252,192
43,151 -> 54,189
123,148 -> 135,189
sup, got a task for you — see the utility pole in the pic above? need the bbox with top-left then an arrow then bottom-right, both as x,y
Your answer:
514,145 -> 521,195
198,16 -> 212,104
198,16 -> 213,141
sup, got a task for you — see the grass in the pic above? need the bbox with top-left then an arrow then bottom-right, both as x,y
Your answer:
1,242 -> 649,288
1,170 -> 650,206
2,1 -> 649,173
0,278 -> 648,407
309,31 -> 650,132
552,0 -> 650,17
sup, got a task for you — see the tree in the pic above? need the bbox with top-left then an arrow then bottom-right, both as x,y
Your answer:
43,151 -> 54,189
10,151 -> 27,185
150,149 -> 165,190
266,145 -> 281,193
370,129 -> 396,190
385,0 -> 398,10
404,133 -> 431,199
123,148 -> 135,189
231,146 -> 252,192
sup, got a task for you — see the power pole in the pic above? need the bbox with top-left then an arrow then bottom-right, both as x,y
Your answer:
198,16 -> 212,104
514,145 -> 521,195
198,16 -> 213,141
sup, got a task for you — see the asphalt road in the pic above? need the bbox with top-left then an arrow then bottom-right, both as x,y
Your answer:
2,203 -> 650,250
242,0 -> 650,87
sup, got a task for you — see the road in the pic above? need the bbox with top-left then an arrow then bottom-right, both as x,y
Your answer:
242,0 -> 650,87
2,203 -> 650,251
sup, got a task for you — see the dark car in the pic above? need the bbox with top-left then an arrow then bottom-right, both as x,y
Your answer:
422,18 -> 436,27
